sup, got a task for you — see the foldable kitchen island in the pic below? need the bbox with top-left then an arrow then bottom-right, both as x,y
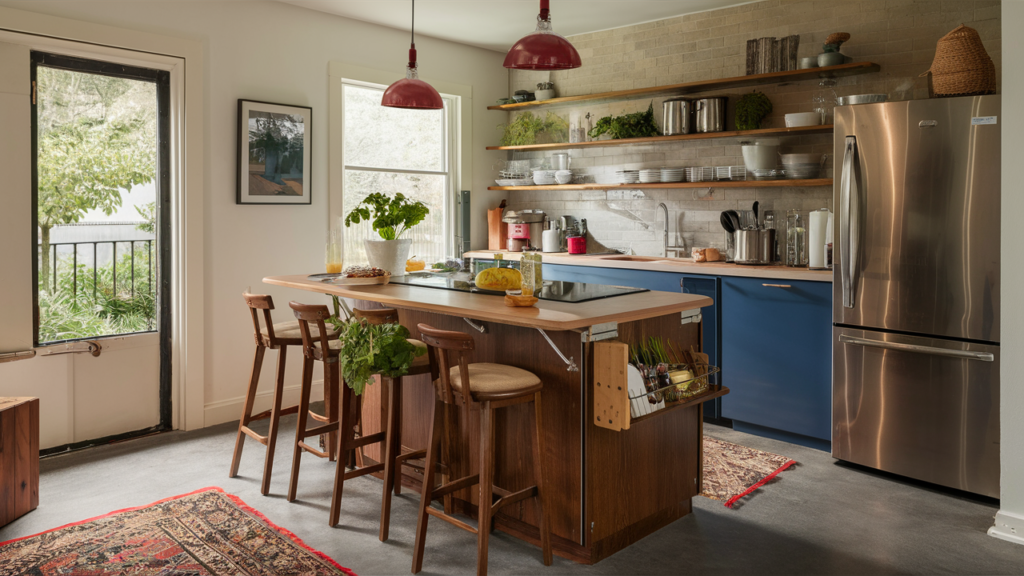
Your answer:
264,273 -> 724,564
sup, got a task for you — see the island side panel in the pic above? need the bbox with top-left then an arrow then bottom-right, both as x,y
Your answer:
400,309 -> 585,546
585,314 -> 703,561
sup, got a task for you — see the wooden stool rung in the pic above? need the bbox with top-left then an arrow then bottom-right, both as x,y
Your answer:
343,462 -> 385,481
301,422 -> 339,438
431,474 -> 480,500
298,441 -> 329,458
492,485 -> 538,513
250,404 -> 299,422
308,410 -> 331,423
425,507 -> 479,535
240,426 -> 269,445
346,431 -> 386,450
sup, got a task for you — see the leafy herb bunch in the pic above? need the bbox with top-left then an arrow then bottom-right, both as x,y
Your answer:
345,192 -> 429,240
735,91 -> 773,131
588,102 -> 659,140
327,296 -> 427,395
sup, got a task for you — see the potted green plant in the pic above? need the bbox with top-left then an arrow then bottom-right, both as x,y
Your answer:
344,192 -> 429,275
327,297 -> 427,395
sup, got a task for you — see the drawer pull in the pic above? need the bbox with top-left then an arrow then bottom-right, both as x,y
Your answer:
762,283 -> 792,288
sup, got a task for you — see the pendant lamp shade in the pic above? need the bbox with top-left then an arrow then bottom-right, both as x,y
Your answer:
382,1 -> 443,110
504,0 -> 582,70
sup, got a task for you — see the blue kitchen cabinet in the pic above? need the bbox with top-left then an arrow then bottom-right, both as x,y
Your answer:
720,276 -> 832,450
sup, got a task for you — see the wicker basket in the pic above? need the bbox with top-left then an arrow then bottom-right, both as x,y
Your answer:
921,24 -> 996,97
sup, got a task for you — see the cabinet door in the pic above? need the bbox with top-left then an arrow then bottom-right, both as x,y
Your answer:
682,275 -> 722,419
721,277 -> 832,440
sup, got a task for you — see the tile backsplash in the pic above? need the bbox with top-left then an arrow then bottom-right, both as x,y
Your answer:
498,0 -> 1000,256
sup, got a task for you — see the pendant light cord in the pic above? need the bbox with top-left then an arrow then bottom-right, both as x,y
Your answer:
411,0 -> 415,44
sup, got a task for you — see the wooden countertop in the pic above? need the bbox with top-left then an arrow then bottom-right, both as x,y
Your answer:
264,274 -> 712,331
465,251 -> 834,283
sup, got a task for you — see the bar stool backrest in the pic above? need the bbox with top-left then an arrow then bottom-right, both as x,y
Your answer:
353,307 -> 399,326
243,292 -> 277,345
417,324 -> 475,411
289,302 -> 334,360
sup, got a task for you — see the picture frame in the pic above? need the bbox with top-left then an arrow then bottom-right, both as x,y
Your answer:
236,99 -> 312,205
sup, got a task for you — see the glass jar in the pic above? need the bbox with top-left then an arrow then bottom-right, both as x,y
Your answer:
786,210 -> 807,267
813,79 -> 838,125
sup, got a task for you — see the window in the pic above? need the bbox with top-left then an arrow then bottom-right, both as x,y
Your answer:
340,80 -> 457,266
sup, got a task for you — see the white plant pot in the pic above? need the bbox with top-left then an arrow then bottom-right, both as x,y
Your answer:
364,238 -> 412,276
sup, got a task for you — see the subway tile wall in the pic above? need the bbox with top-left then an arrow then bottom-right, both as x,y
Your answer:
499,0 -> 1001,255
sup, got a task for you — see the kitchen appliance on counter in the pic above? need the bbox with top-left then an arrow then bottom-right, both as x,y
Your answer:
559,215 -> 578,251
567,218 -> 588,254
503,209 -> 546,252
832,95 -> 1000,498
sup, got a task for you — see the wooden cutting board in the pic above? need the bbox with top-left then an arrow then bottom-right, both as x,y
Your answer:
487,207 -> 507,250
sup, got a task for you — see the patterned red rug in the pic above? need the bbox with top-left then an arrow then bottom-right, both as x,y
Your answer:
0,487 -> 354,575
702,436 -> 797,508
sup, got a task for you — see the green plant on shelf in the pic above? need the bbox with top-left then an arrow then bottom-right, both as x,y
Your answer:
499,111 -> 569,146
588,102 -> 659,140
735,90 -> 773,130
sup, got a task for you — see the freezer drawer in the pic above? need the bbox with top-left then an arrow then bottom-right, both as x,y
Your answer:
833,326 -> 999,497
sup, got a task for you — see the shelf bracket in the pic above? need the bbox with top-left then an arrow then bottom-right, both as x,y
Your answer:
537,329 -> 578,372
464,318 -> 487,333
681,309 -> 702,325
581,322 -> 618,342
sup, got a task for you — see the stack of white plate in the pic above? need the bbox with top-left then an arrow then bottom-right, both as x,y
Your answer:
782,164 -> 821,179
615,170 -> 640,184
495,178 -> 535,186
639,169 -> 662,183
660,168 -> 685,182
533,169 -> 558,186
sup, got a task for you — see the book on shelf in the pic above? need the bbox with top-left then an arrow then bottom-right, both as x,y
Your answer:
746,35 -> 800,75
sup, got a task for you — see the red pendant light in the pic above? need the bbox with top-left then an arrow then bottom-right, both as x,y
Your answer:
382,0 -> 443,110
504,0 -> 582,70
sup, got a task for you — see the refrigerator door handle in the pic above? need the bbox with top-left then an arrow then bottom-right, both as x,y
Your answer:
840,135 -> 860,309
838,334 -> 995,362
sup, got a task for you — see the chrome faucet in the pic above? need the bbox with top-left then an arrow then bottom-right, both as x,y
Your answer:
657,203 -> 686,258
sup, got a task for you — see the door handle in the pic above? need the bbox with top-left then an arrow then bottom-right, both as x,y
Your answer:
839,334 -> 994,362
840,135 -> 860,309
762,283 -> 791,288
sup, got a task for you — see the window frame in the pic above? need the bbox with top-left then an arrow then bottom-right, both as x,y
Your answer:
339,78 -> 458,260
328,62 -> 472,260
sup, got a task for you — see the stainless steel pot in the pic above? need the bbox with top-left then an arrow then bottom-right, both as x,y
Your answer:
663,98 -> 692,135
694,97 -> 727,133
734,229 -> 775,264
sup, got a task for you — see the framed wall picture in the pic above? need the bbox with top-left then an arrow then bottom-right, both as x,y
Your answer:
236,99 -> 312,204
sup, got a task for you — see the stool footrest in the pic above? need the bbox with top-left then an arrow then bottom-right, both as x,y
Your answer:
346,431 -> 385,450
394,449 -> 428,468
301,422 -> 338,438
425,507 -> 478,535
431,474 -> 480,500
240,426 -> 268,446
343,462 -> 385,481
250,404 -> 299,423
308,410 -> 331,423
491,485 -> 538,514
298,441 -> 329,458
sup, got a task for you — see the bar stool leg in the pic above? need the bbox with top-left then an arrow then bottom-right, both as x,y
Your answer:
288,354 -> 315,502
260,346 -> 287,495
532,392 -> 553,566
329,382 -> 359,527
379,376 -> 402,542
229,345 -> 265,478
324,367 -> 339,462
412,398 -> 445,574
476,403 -> 496,576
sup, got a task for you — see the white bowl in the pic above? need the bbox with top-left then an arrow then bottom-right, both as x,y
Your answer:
555,174 -> 572,185
780,153 -> 824,165
741,144 -> 780,171
785,112 -> 822,127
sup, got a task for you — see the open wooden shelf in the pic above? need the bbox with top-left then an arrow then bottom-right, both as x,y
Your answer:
486,124 -> 833,152
487,62 -> 880,111
488,179 -> 832,191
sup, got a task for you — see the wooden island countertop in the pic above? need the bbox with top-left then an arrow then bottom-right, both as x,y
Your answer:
263,274 -> 712,331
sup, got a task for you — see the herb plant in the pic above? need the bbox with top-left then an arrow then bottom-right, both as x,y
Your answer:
499,111 -> 569,146
344,192 -> 429,240
735,91 -> 773,130
588,102 -> 660,140
327,296 -> 427,395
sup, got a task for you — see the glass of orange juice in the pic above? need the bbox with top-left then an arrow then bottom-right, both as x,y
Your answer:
325,222 -> 343,273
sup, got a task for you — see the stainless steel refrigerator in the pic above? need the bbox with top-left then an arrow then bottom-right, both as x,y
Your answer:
832,95 -> 1000,498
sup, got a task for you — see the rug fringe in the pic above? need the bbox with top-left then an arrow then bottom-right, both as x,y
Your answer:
723,459 -> 797,508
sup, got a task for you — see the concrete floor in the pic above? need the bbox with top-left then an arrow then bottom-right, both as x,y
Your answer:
3,415 -> 1023,575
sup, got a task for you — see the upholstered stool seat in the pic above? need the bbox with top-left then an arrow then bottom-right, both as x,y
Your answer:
262,320 -> 337,343
448,363 -> 542,400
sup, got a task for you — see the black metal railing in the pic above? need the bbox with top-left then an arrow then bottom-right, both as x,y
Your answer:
46,240 -> 154,299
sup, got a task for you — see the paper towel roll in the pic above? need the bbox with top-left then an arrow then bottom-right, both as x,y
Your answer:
809,209 -> 830,269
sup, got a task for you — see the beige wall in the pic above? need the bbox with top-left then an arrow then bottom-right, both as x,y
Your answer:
503,0 -> 1001,256
0,0 -> 508,434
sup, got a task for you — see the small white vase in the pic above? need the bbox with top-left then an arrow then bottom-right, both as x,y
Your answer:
364,238 -> 412,276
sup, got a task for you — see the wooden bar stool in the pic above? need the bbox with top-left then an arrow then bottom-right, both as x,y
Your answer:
285,301 -> 346,502
412,324 -> 552,576
229,293 -> 338,495
327,308 -> 433,542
